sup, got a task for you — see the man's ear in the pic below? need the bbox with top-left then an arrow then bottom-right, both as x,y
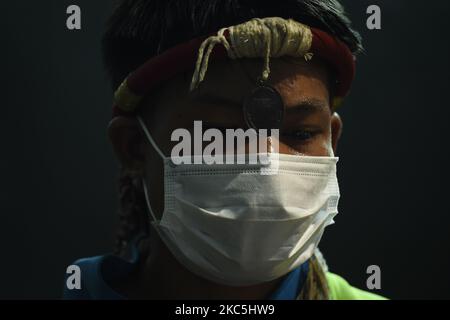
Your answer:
108,116 -> 145,173
330,112 -> 343,154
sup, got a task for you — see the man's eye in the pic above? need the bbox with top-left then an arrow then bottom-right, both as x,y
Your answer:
282,130 -> 316,141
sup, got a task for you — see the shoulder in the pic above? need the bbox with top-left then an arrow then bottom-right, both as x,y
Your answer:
62,255 -> 111,300
325,272 -> 388,300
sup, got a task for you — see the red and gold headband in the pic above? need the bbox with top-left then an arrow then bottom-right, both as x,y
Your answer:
112,17 -> 355,117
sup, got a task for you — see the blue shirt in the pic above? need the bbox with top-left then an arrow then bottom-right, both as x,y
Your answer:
63,238 -> 309,300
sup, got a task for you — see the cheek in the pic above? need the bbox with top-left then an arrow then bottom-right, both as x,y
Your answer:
316,130 -> 334,156
306,125 -> 333,156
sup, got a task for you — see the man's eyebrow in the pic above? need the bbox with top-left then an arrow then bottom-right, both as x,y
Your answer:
285,98 -> 329,114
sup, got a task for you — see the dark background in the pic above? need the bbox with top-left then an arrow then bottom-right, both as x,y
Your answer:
1,0 -> 449,299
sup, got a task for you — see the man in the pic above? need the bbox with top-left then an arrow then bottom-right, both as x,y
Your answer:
64,0 -> 386,300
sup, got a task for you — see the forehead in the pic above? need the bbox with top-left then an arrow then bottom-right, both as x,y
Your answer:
193,57 -> 330,101
143,57 -> 331,119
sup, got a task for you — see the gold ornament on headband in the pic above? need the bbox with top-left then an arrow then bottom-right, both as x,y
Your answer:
114,80 -> 143,112
190,17 -> 313,91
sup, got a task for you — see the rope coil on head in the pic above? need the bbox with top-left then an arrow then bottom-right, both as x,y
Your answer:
190,17 -> 313,91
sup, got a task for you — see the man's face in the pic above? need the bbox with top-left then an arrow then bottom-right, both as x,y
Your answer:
110,57 -> 342,218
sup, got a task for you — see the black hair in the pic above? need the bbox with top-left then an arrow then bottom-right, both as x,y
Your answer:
102,0 -> 362,90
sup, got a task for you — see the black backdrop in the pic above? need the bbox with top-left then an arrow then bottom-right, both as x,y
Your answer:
1,0 -> 449,299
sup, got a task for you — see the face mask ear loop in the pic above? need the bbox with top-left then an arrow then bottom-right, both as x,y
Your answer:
136,115 -> 164,224
136,115 -> 165,160
142,177 -> 159,224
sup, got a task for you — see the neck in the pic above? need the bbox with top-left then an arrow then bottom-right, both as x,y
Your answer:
124,235 -> 282,299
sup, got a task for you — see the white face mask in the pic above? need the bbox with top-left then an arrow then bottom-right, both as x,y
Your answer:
137,116 -> 340,286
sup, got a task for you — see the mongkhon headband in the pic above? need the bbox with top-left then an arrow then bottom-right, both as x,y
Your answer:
112,17 -> 355,117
